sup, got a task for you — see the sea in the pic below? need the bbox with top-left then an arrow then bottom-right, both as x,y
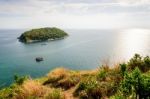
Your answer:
0,28 -> 150,87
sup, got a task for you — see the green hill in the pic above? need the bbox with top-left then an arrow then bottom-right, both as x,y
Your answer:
19,27 -> 68,43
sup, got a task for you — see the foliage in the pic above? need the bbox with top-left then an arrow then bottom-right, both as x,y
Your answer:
0,84 -> 21,99
1,54 -> 150,99
97,68 -> 107,81
128,54 -> 150,72
19,27 -> 68,43
43,68 -> 81,90
97,65 -> 110,81
14,74 -> 28,85
74,76 -> 101,99
121,67 -> 150,98
56,75 -> 80,90
74,75 -> 118,99
120,63 -> 127,76
45,89 -> 64,99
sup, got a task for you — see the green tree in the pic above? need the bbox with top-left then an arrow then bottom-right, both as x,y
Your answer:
14,74 -> 28,85
120,63 -> 127,76
128,54 -> 150,72
121,68 -> 150,98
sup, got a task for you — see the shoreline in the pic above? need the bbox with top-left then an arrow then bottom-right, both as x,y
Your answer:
21,36 -> 68,43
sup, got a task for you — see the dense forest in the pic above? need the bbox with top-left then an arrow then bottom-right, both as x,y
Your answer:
0,54 -> 150,99
19,27 -> 68,43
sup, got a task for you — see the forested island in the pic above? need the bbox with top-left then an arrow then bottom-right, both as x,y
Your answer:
0,54 -> 150,99
18,27 -> 68,43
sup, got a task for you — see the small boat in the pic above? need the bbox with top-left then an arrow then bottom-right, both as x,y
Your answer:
35,57 -> 43,62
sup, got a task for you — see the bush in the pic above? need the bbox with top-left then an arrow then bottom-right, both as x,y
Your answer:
56,75 -> 80,90
45,89 -> 64,99
43,68 -> 70,85
121,67 -> 150,98
15,80 -> 48,99
43,68 -> 80,89
14,74 -> 28,85
97,65 -> 109,81
74,76 -> 101,98
0,84 -> 21,99
97,70 -> 107,81
74,75 -> 117,99
128,54 -> 150,72
120,63 -> 127,76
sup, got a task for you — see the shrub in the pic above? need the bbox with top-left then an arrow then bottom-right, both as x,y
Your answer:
74,75 -> 117,99
45,89 -> 64,99
97,69 -> 107,81
121,67 -> 150,98
128,54 -> 150,72
43,68 -> 69,85
97,65 -> 110,81
56,75 -> 80,90
74,76 -> 100,98
15,80 -> 48,99
0,84 -> 22,99
143,56 -> 150,71
14,74 -> 28,85
110,95 -> 124,99
120,63 -> 127,76
44,68 -> 80,89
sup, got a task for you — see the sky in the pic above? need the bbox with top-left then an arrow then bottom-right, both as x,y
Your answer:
0,0 -> 150,29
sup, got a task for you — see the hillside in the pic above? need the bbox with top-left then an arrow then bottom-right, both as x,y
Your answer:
0,54 -> 150,99
18,27 -> 68,43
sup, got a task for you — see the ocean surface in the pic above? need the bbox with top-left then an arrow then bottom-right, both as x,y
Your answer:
0,29 -> 150,87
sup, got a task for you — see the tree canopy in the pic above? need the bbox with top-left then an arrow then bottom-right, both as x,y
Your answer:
19,27 -> 68,43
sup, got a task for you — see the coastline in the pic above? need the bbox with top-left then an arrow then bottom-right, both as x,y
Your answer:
19,36 -> 68,43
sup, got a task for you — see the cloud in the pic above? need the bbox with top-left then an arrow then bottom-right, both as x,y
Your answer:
0,0 -> 150,29
115,0 -> 150,5
1,0 -> 150,16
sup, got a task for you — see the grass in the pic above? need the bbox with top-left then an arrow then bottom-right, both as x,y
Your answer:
17,80 -> 47,98
0,54 -> 150,99
43,68 -> 81,90
44,89 -> 65,99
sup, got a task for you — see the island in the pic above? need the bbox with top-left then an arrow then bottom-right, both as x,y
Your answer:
18,27 -> 68,43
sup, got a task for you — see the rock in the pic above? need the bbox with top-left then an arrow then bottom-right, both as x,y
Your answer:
35,57 -> 43,62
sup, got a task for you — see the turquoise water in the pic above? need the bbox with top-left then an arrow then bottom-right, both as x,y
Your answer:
0,29 -> 150,87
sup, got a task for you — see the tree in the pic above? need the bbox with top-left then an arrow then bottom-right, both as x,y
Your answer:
120,63 -> 127,77
14,74 -> 28,85
121,67 -> 150,98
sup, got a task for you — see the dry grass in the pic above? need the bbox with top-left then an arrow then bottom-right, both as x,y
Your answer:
79,69 -> 98,76
0,66 -> 122,99
44,88 -> 65,99
44,67 -> 98,90
47,68 -> 69,78
14,80 -> 49,99
44,68 -> 82,90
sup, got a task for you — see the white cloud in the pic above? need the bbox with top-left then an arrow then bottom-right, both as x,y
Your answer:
0,0 -> 150,29
115,0 -> 150,6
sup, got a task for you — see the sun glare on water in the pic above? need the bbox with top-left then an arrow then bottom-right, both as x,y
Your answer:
116,28 -> 150,60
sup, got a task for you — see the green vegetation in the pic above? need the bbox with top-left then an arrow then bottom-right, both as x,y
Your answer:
0,54 -> 150,99
121,68 -> 150,98
19,27 -> 68,43
14,74 -> 28,85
